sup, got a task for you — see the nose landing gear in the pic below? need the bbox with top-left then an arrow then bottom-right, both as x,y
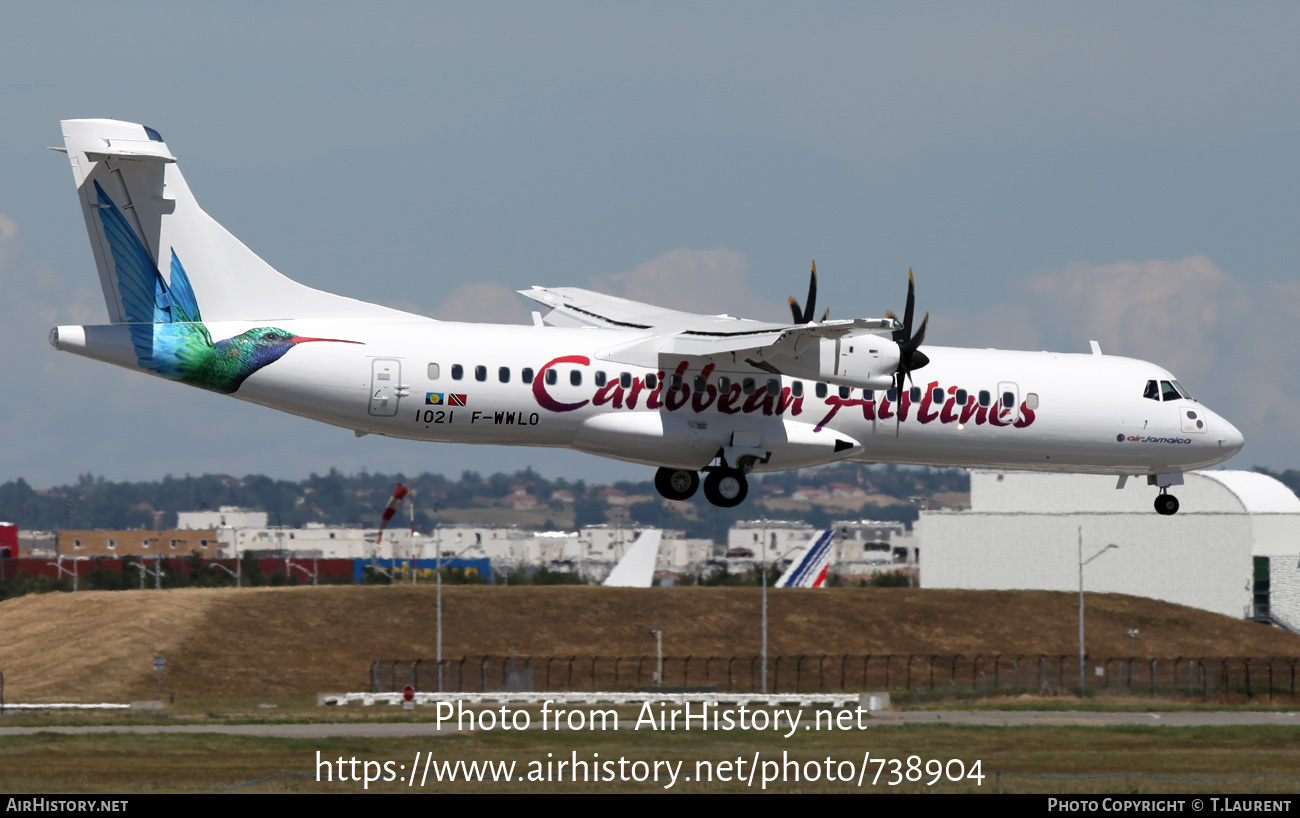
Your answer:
1154,491 -> 1180,516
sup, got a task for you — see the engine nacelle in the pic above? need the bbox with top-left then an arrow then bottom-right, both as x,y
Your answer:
765,332 -> 900,390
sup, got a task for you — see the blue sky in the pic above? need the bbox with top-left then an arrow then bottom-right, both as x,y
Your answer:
2,3 -> 1298,486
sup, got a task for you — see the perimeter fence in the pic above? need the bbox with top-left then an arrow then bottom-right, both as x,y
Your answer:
371,653 -> 1300,702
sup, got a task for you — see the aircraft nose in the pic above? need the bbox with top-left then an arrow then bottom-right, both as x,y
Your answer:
1215,415 -> 1244,457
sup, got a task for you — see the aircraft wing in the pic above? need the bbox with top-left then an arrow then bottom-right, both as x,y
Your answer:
519,286 -> 895,365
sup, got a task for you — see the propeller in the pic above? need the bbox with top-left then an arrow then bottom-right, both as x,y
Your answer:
788,261 -> 819,324
885,269 -> 930,436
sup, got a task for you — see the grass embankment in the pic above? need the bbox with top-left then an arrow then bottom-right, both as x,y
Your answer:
0,585 -> 1297,702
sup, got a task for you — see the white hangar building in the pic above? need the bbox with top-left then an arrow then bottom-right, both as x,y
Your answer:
918,470 -> 1300,628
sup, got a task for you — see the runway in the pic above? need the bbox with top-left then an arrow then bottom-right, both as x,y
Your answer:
0,710 -> 1294,737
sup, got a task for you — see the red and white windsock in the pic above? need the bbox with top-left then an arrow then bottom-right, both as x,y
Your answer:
377,483 -> 410,544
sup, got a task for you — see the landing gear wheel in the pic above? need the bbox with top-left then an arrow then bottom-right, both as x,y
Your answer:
703,469 -> 749,508
1154,494 -> 1180,516
655,467 -> 699,501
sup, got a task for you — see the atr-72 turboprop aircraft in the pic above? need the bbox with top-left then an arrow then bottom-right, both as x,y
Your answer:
48,120 -> 1244,514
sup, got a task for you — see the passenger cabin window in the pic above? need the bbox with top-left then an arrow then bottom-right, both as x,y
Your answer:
522,367 -> 534,383
886,388 -> 898,402
1026,392 -> 1039,410
839,385 -> 851,399
620,372 -> 632,389
570,370 -> 582,386
475,365 -> 487,382
792,381 -> 804,397
451,364 -> 464,381
864,389 -> 874,400
693,375 -> 707,392
1002,391 -> 1015,409
1144,380 -> 1160,401
955,388 -> 968,404
816,382 -> 827,398
978,390 -> 991,407
719,376 -> 732,392
428,363 -> 440,379
742,378 -> 756,395
931,387 -> 944,403
767,378 -> 780,394
546,370 -> 558,385
645,374 -> 657,389
498,367 -> 510,383
595,371 -> 607,387
910,386 -> 921,402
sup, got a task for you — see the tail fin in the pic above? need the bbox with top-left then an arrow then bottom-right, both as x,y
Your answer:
774,529 -> 833,589
59,119 -> 415,323
602,530 -> 662,588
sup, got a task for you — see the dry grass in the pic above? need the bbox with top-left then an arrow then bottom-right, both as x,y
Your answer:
0,586 -> 1297,702
2,726 -> 1298,794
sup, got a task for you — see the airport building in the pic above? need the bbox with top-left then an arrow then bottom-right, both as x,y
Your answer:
726,519 -> 918,578
918,470 -> 1300,629
172,506 -> 711,579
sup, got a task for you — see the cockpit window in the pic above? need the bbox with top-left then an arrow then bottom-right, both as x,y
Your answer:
1143,380 -> 1160,401
1160,380 -> 1181,402
1171,380 -> 1193,401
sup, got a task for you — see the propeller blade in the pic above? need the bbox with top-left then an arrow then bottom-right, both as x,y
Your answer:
908,313 -> 929,353
903,269 -> 916,337
789,261 -> 819,324
803,261 -> 817,324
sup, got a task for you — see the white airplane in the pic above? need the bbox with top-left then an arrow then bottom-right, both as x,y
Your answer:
48,119 -> 1245,515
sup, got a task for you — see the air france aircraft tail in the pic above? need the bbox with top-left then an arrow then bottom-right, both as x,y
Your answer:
57,119 -> 414,324
774,529 -> 833,589
602,530 -> 663,588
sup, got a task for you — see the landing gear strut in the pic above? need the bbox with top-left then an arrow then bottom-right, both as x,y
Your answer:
703,469 -> 748,508
1154,491 -> 1180,516
654,467 -> 699,501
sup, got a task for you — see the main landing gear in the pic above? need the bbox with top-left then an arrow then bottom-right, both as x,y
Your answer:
703,469 -> 748,507
654,465 -> 750,508
1154,490 -> 1180,516
654,467 -> 699,501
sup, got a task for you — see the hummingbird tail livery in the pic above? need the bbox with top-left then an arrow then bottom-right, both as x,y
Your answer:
49,119 -> 1245,515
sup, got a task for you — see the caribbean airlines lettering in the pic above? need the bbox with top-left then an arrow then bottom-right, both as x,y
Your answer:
531,355 -> 1035,432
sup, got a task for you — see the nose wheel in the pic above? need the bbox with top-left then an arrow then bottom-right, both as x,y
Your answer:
654,467 -> 699,501
703,468 -> 749,508
1154,492 -> 1180,516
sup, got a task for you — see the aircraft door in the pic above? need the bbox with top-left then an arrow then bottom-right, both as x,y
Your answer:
369,358 -> 403,417
996,381 -> 1020,424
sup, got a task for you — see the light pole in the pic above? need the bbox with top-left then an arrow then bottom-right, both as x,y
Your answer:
649,629 -> 663,686
1078,526 -> 1119,693
760,519 -> 768,694
1127,628 -> 1140,690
